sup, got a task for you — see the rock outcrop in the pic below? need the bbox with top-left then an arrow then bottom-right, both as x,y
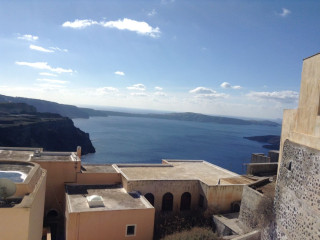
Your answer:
0,104 -> 95,154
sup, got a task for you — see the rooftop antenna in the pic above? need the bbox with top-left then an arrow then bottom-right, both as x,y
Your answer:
0,178 -> 16,200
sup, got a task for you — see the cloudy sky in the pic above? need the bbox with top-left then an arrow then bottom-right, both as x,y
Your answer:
0,0 -> 319,119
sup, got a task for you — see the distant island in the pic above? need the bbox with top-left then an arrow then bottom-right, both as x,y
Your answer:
0,102 -> 95,154
244,135 -> 280,150
0,94 -> 280,127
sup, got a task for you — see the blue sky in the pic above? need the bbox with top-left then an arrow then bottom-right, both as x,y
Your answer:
0,0 -> 319,119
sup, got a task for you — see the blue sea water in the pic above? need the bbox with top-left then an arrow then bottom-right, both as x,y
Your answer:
73,116 -> 281,174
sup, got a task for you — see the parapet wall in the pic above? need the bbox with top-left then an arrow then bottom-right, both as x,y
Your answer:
238,186 -> 264,232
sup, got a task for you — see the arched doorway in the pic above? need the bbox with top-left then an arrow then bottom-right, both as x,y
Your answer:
162,192 -> 173,211
180,192 -> 191,211
144,193 -> 154,206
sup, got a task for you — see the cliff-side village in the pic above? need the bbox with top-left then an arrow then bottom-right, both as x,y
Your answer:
0,53 -> 320,240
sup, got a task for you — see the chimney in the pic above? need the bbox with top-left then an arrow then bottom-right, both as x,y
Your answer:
77,146 -> 81,159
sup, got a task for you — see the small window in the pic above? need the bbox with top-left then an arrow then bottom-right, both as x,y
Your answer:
126,224 -> 136,237
286,161 -> 292,171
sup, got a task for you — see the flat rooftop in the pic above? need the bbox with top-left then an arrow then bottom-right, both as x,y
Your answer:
32,152 -> 78,162
66,184 -> 152,213
0,149 -> 35,162
82,164 -> 117,173
116,160 -> 252,185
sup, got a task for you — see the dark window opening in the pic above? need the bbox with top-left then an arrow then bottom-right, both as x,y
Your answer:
126,225 -> 135,236
231,202 -> 241,212
162,192 -> 173,211
144,193 -> 154,206
180,192 -> 191,211
47,209 -> 59,219
287,161 -> 292,171
198,194 -> 204,208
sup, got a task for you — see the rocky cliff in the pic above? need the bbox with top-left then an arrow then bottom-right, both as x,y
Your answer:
0,107 -> 95,154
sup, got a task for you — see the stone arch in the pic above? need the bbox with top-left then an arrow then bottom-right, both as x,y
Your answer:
144,193 -> 154,206
162,192 -> 173,211
180,192 -> 191,211
231,201 -> 241,212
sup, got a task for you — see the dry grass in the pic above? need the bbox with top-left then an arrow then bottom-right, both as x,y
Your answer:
161,227 -> 220,240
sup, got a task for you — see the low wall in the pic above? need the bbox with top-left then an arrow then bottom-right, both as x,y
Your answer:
246,163 -> 278,176
238,186 -> 264,232
202,183 -> 244,213
76,172 -> 121,185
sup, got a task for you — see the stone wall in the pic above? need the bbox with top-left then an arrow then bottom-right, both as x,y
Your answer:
251,153 -> 269,163
262,140 -> 320,239
238,186 -> 264,232
126,180 -> 202,213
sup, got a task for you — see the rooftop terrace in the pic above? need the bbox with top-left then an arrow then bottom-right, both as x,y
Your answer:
116,160 -> 253,185
66,184 -> 152,213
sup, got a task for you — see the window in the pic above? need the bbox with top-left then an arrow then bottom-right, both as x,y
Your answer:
126,224 -> 136,237
144,193 -> 154,206
162,192 -> 173,211
180,192 -> 191,211
198,194 -> 204,208
287,161 -> 292,171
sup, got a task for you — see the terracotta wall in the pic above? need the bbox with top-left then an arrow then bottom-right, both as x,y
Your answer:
33,160 -> 80,217
0,168 -> 46,240
66,208 -> 155,240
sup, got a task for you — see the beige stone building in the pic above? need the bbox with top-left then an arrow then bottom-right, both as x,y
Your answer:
0,146 -> 257,240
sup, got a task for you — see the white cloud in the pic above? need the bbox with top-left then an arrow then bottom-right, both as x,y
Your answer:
232,85 -> 241,89
194,93 -> 228,99
127,84 -> 146,91
36,78 -> 68,84
114,71 -> 125,76
39,72 -> 58,77
17,34 -> 38,41
15,61 -> 73,74
154,91 -> 167,96
63,18 -> 161,38
130,92 -> 148,97
147,9 -> 157,17
220,82 -> 242,89
62,19 -> 98,29
278,8 -> 291,17
30,44 -> 54,53
101,18 -> 160,38
50,47 -> 68,52
246,90 -> 299,103
190,87 -> 228,99
155,86 -> 163,91
96,87 -> 119,95
189,87 -> 215,94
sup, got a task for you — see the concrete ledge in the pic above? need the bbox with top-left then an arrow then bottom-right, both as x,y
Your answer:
231,230 -> 260,240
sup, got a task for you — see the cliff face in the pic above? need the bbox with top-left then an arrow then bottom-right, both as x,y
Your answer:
0,116 -> 95,154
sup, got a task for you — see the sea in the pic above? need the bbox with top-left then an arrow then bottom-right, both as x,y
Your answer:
73,116 -> 281,174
